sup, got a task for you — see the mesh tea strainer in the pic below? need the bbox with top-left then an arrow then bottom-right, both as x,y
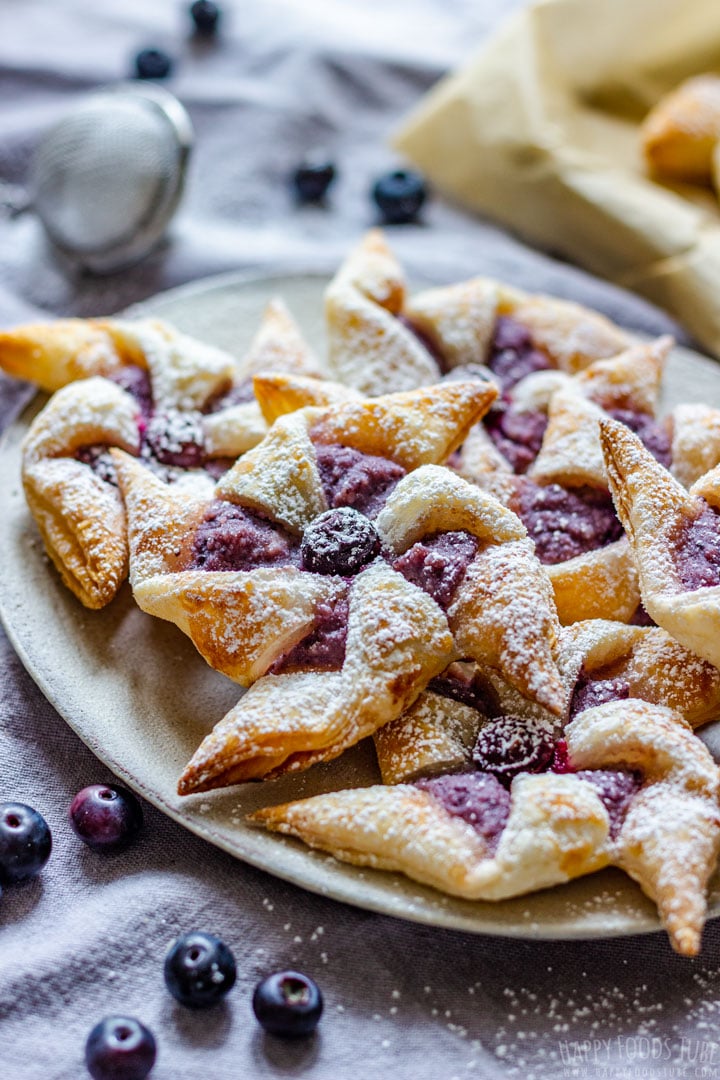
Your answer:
29,83 -> 193,274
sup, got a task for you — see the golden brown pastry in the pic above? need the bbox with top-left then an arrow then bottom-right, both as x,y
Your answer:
325,230 -> 442,395
641,75 -> 720,183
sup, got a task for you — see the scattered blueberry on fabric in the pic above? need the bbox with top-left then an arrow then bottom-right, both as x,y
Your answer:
292,158 -> 337,203
69,785 -> 144,852
252,971 -> 323,1037
134,48 -> 173,80
85,1016 -> 156,1080
0,802 -> 52,884
371,169 -> 427,224
164,931 -> 237,1008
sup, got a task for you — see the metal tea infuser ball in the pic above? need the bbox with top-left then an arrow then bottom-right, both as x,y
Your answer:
29,83 -> 193,274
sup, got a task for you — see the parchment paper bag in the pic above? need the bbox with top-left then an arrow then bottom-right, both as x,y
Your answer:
395,0 -> 720,356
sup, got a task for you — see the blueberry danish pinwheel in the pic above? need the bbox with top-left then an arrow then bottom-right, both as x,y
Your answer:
254,699 -> 720,956
4,303 -> 319,607
113,378 -> 569,791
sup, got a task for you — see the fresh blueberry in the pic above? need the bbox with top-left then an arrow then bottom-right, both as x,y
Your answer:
301,507 -> 380,576
472,715 -> 555,784
134,48 -> 173,80
252,971 -> 323,1037
190,0 -> 221,34
292,158 -> 337,203
0,803 -> 52,885
69,785 -> 143,853
371,169 -> 427,225
164,931 -> 237,1008
85,1016 -> 156,1080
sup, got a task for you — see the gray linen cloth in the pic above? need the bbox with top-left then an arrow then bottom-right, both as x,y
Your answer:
1,3 -> 717,1079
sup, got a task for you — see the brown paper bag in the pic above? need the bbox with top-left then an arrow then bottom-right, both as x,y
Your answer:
394,0 -> 720,356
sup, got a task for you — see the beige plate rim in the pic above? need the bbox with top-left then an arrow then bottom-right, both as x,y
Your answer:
2,269 -> 720,943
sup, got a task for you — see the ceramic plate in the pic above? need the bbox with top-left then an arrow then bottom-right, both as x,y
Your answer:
2,271 -> 720,941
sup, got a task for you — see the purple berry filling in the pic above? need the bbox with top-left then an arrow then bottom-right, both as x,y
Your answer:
484,401 -> 549,473
315,443 -> 406,520
569,670 -> 631,719
398,315 -> 447,371
203,378 -> 256,412
576,770 -> 640,838
676,502 -> 720,591
607,408 -> 672,469
144,409 -> 207,469
472,715 -> 555,784
416,772 -> 511,851
428,665 -> 499,718
487,316 -> 553,391
108,364 -> 153,416
272,593 -> 350,674
514,480 -> 623,565
301,508 -> 381,576
393,530 -> 479,609
192,501 -> 298,572
75,445 -> 118,486
629,603 -> 655,627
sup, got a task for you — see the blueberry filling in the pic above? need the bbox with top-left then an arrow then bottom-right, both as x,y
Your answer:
393,530 -> 479,609
607,408 -> 672,468
108,365 -> 153,416
472,715 -> 555,784
75,446 -> 119,486
514,480 -> 623,565
272,593 -> 349,674
575,770 -> 640,838
144,409 -> 207,469
192,501 -> 299,572
484,400 -> 548,473
314,443 -> 406,519
675,501 -> 720,591
428,664 -> 500,718
569,670 -> 631,718
203,378 -> 256,412
416,772 -> 511,851
301,508 -> 381,576
487,316 -> 553,391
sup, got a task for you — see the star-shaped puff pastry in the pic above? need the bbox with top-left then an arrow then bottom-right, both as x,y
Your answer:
253,698 -> 720,956
7,301 -> 320,607
113,378 -> 568,793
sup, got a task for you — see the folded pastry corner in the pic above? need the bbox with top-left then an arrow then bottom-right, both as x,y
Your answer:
324,231 -> 442,394
177,559 -> 455,792
566,699 -> 720,956
601,417 -> 720,668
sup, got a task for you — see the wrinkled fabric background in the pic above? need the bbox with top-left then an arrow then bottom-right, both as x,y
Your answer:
0,3 -> 717,1079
